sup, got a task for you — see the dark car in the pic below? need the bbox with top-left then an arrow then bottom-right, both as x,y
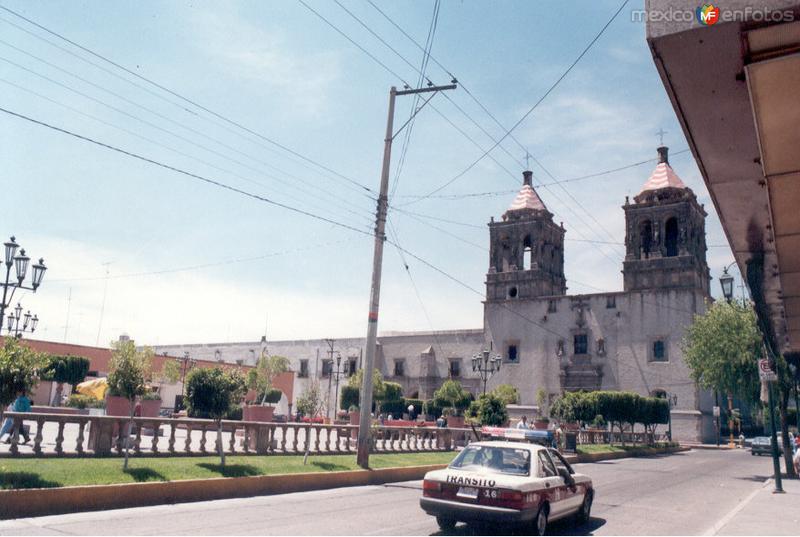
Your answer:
751,436 -> 782,456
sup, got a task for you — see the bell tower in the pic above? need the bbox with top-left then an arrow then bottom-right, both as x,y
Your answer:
486,170 -> 566,302
622,147 -> 710,294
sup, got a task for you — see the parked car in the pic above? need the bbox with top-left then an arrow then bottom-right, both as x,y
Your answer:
420,441 -> 593,535
751,436 -> 783,456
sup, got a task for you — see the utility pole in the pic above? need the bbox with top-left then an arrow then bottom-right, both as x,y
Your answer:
356,82 -> 456,469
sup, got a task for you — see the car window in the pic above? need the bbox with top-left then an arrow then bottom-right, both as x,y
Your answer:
548,448 -> 574,474
537,451 -> 557,478
449,446 -> 531,476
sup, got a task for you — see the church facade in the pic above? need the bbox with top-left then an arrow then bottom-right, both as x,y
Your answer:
154,146 -> 716,442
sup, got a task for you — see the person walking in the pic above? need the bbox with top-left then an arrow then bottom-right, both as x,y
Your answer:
0,390 -> 32,444
516,415 -> 531,429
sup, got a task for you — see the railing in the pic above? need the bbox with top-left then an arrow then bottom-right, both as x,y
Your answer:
576,428 -> 667,445
0,412 -> 468,458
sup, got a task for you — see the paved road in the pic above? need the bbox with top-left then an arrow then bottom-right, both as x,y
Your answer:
0,449 -> 776,535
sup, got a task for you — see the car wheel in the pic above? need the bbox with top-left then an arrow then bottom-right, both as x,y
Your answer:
577,490 -> 593,524
533,505 -> 549,536
435,515 -> 456,531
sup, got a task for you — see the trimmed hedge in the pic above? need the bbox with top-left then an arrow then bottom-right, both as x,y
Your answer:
551,391 -> 669,434
340,385 -> 360,411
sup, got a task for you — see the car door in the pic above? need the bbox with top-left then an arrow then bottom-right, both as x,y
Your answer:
536,450 -> 567,518
548,449 -> 583,513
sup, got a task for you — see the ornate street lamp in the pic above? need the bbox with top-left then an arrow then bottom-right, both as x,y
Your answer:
0,237 -> 47,334
472,344 -> 502,396
6,303 -> 39,338
719,264 -> 735,302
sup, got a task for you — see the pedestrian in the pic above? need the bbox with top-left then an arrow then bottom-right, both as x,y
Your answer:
554,424 -> 564,450
436,415 -> 445,428
387,413 -> 393,421
407,404 -> 415,421
378,413 -> 385,426
0,390 -> 32,444
516,415 -> 530,430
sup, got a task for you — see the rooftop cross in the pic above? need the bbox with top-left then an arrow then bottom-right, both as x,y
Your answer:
656,128 -> 668,146
524,151 -> 531,171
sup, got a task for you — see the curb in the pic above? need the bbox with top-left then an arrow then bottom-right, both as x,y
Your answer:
566,445 -> 689,464
0,463 -> 447,520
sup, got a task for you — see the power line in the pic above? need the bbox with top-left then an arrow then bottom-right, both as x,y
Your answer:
416,0 -> 631,199
0,105 -> 374,238
48,238 -> 357,283
0,6 -> 377,198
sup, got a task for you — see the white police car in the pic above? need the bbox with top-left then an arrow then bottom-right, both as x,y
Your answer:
420,440 -> 593,535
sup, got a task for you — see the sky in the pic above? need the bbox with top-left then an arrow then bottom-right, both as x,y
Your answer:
0,0 -> 743,348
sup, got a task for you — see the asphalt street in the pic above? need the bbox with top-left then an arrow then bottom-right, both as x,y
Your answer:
0,449 -> 778,535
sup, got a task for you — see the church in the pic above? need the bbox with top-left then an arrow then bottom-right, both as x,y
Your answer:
154,146 -> 716,443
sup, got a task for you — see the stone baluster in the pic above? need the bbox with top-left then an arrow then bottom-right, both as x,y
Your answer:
55,420 -> 66,455
184,425 -> 193,453
33,417 -> 44,455
76,419 -> 86,454
242,425 -> 250,454
228,423 -> 236,454
292,425 -> 300,452
9,416 -> 21,456
344,428 -> 351,452
168,422 -> 177,453
151,421 -> 159,453
133,420 -> 142,455
325,427 -> 332,452
281,425 -> 288,452
115,420 -> 125,454
200,425 -> 207,453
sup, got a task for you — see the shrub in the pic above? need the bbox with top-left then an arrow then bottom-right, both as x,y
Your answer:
468,394 -> 509,426
422,399 -> 444,419
491,384 -> 520,405
379,399 -> 406,418
141,391 -> 161,401
0,338 -> 46,413
433,380 -> 472,417
382,381 -> 403,402
43,355 -> 91,406
65,394 -> 104,409
263,388 -> 282,405
340,385 -> 360,411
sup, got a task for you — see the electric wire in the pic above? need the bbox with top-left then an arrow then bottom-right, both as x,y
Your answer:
0,7 -> 377,198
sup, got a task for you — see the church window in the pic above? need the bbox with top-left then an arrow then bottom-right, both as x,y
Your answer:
507,344 -> 519,363
665,217 -> 679,257
651,340 -> 667,362
573,334 -> 588,355
348,358 -> 358,376
508,286 -> 518,298
596,338 -> 606,356
640,220 -> 653,258
299,359 -> 309,378
547,299 -> 557,313
449,359 -> 461,378
523,235 -> 533,270
322,359 -> 333,377
394,359 -> 405,377
606,295 -> 616,308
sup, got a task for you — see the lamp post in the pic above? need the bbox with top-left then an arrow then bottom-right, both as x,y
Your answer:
471,344 -> 502,396
719,263 -> 736,303
333,352 -> 343,418
177,352 -> 197,411
0,237 -> 47,335
666,393 -> 678,442
5,303 -> 38,338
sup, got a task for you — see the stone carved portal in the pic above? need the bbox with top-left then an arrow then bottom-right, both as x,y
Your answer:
560,297 -> 603,392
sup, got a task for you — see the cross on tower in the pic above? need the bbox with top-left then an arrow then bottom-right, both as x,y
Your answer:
656,128 -> 668,146
524,151 -> 531,170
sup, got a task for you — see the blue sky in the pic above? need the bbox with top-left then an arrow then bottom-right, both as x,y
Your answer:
0,0 -> 741,347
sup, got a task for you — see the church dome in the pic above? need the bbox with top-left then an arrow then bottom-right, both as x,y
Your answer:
503,171 -> 548,220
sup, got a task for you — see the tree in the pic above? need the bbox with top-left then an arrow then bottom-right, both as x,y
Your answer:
433,380 -> 472,416
159,360 -> 181,385
247,355 -> 289,405
340,385 -> 360,411
467,394 -> 508,426
681,301 -> 761,403
773,353 -> 798,478
347,368 -> 385,411
535,388 -> 549,417
44,355 -> 90,406
186,367 -> 246,467
296,380 -> 325,418
106,339 -> 153,470
0,338 -> 45,425
491,384 -> 520,405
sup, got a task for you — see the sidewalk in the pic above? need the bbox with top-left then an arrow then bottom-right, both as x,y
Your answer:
708,477 -> 800,535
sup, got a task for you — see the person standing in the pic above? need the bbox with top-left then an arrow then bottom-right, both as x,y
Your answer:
516,416 -> 531,429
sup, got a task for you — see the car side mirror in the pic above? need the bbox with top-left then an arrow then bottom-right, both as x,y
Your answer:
557,466 -> 575,486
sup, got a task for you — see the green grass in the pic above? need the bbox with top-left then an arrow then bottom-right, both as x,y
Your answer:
0,452 -> 454,490
576,443 -> 639,455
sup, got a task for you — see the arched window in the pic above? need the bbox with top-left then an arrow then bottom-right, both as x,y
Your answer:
640,220 -> 653,258
665,217 -> 679,257
523,235 -> 533,270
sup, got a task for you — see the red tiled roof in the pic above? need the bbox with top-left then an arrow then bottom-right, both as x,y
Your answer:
639,162 -> 687,194
507,184 -> 547,212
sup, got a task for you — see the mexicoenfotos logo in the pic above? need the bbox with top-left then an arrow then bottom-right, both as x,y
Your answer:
696,4 -> 721,25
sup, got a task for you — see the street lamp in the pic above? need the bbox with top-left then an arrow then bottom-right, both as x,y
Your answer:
666,393 -> 678,442
176,352 -> 197,411
0,237 -> 47,334
5,303 -> 38,338
719,263 -> 735,302
334,352 -> 343,417
472,344 -> 502,396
